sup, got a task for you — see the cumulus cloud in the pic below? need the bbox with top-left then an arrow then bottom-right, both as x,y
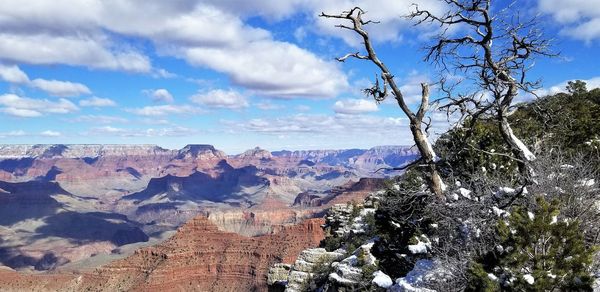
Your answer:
0,1 -> 348,96
29,79 -> 91,97
144,88 -> 174,103
79,97 -> 117,107
535,76 -> 600,97
0,93 -> 78,117
538,0 -> 600,41
204,0 -> 445,45
0,64 -> 29,83
0,33 -> 151,72
0,64 -> 91,97
40,130 -> 61,137
127,104 -> 201,116
184,41 -> 348,98
190,89 -> 249,109
333,99 -> 378,114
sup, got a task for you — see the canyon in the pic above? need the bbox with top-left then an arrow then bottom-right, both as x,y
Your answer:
0,144 -> 414,290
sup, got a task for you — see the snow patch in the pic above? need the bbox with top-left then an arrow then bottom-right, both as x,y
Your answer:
499,187 -> 516,194
408,236 -> 431,254
523,274 -> 535,285
372,271 -> 393,288
508,128 -> 536,161
577,179 -> 595,187
459,188 -> 472,199
391,259 -> 436,292
492,207 -> 508,217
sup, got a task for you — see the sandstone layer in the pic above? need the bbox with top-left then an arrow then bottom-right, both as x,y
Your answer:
0,216 -> 325,292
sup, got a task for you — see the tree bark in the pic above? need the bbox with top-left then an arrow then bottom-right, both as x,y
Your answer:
498,114 -> 536,179
410,121 -> 445,198
320,8 -> 445,199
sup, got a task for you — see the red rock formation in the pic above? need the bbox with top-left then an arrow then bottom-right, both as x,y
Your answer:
77,216 -> 324,291
0,216 -> 325,291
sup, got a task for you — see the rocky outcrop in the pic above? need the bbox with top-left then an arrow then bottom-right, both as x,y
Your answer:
268,193 -> 387,291
0,216 -> 326,291
73,216 -> 325,291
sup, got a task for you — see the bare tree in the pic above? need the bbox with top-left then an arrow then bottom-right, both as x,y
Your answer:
409,0 -> 554,180
320,7 -> 445,198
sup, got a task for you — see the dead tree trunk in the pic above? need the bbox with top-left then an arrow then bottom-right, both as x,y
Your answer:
321,8 -> 445,198
410,0 -> 553,182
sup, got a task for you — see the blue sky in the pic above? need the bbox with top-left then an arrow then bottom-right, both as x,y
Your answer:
0,0 -> 598,153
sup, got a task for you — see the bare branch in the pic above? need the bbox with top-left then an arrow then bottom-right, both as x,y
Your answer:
335,52 -> 369,62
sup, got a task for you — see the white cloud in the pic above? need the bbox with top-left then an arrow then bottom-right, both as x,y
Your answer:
0,64 -> 91,97
1,108 -> 41,117
184,40 -> 347,98
256,101 -> 284,111
538,76 -> 600,96
152,68 -> 177,79
0,93 -> 78,117
40,130 -> 61,137
144,88 -> 174,103
127,104 -> 201,116
90,125 -> 197,137
0,2 -> 348,97
0,130 -> 26,138
228,113 -> 405,134
190,89 -> 249,109
333,99 -> 378,114
204,0 -> 445,45
92,126 -> 126,134
30,78 -> 91,97
0,33 -> 151,72
0,64 -> 29,83
73,115 -> 127,124
79,97 -> 117,107
538,0 -> 600,41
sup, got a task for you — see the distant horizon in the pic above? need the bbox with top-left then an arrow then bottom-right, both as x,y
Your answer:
0,1 -> 598,153
0,143 -> 415,155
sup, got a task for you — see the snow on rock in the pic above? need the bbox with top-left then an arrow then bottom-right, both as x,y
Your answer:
439,180 -> 447,191
328,271 -> 358,286
459,188 -> 472,199
492,207 -> 509,217
487,273 -> 498,281
560,164 -> 575,169
267,264 -> 291,285
523,274 -> 535,285
499,187 -> 516,195
329,262 -> 362,283
390,259 -> 437,292
408,235 -> 431,254
372,271 -> 393,288
577,179 -> 596,187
